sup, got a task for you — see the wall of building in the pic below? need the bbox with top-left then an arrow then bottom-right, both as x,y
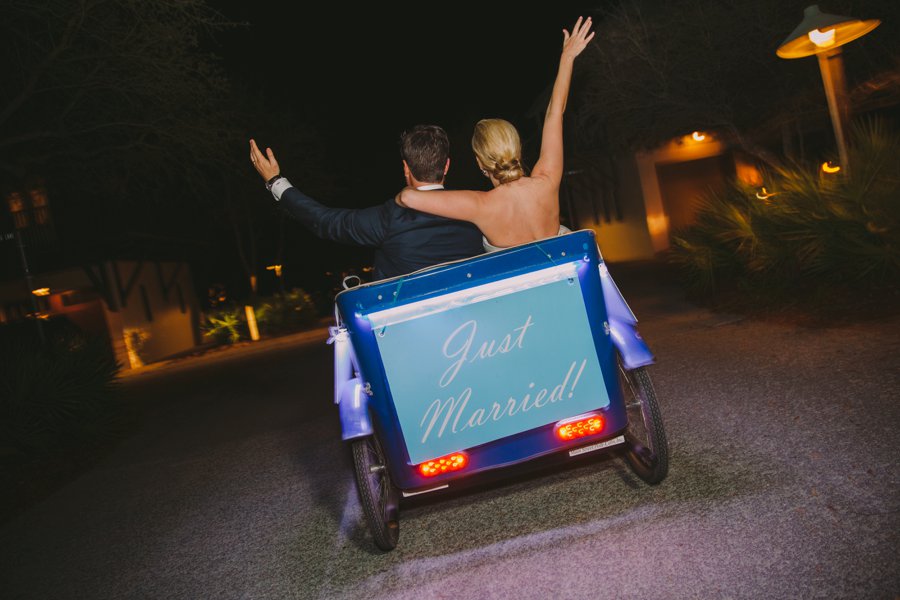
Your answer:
565,154 -> 666,262
585,156 -> 658,262
47,292 -> 107,340
655,153 -> 735,231
0,259 -> 200,369
566,133 -> 734,262
112,261 -> 198,366
635,134 -> 728,252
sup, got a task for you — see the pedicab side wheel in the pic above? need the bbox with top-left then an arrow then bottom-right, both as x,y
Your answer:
618,362 -> 669,484
351,434 -> 400,551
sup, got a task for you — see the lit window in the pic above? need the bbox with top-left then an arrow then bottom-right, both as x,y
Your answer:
7,192 -> 29,229
29,188 -> 50,225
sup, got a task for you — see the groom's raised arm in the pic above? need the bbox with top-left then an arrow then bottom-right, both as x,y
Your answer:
250,139 -> 387,247
278,185 -> 389,247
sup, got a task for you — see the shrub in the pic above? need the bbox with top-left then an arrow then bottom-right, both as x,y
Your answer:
670,119 -> 900,299
201,306 -> 243,345
254,288 -> 317,336
0,319 -> 124,458
201,288 -> 318,344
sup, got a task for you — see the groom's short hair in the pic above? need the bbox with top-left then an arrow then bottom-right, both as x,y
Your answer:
399,125 -> 450,183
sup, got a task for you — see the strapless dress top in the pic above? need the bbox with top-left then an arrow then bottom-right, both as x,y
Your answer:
483,225 -> 572,253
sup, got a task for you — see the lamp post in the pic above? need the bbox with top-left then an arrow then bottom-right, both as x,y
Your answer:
4,192 -> 46,344
776,5 -> 880,173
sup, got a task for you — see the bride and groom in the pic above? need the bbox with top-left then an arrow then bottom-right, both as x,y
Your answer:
249,17 -> 594,280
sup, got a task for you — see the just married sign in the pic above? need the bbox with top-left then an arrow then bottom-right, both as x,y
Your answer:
371,266 -> 610,464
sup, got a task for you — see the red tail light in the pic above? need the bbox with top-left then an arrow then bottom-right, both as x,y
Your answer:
418,452 -> 468,477
556,414 -> 604,440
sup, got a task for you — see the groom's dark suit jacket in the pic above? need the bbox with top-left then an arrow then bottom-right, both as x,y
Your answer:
280,186 -> 483,280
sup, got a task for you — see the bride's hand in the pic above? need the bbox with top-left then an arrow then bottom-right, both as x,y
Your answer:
561,16 -> 595,60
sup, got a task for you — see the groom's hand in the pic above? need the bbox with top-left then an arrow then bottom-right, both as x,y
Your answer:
249,139 -> 280,181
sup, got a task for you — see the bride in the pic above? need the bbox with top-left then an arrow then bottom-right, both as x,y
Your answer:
396,16 -> 594,251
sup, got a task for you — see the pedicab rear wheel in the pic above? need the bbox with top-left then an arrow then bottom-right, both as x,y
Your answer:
351,433 -> 400,550
618,361 -> 669,484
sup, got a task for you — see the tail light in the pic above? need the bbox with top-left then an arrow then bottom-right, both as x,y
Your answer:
418,452 -> 468,477
556,413 -> 604,441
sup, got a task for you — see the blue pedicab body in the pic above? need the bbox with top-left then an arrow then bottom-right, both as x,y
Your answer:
331,230 -> 667,550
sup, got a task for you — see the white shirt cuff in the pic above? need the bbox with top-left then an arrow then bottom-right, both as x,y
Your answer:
270,177 -> 293,201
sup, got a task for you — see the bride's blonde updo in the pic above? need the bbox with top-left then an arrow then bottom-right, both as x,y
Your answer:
471,118 -> 526,184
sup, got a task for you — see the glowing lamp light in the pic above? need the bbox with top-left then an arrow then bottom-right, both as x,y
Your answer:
755,187 -> 779,201
691,131 -> 706,142
777,6 -> 880,175
265,264 -> 283,277
418,452 -> 468,477
808,28 -> 836,48
32,287 -> 50,296
244,305 -> 260,341
735,161 -> 763,187
556,414 -> 605,441
776,5 -> 880,59
821,161 -> 841,174
646,213 -> 670,238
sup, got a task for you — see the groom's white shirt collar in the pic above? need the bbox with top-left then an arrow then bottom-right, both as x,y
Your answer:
270,179 -> 443,201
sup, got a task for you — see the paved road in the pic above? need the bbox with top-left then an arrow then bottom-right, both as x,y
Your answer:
1,264 -> 898,599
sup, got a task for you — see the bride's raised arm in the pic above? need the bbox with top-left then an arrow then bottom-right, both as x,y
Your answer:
531,16 -> 595,183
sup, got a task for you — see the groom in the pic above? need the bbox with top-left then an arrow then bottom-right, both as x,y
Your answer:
249,125 -> 483,280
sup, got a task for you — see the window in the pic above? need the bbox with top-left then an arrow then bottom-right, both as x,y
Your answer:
29,188 -> 50,225
7,192 -> 29,229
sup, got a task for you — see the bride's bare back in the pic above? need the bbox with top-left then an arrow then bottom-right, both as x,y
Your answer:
471,175 -> 561,247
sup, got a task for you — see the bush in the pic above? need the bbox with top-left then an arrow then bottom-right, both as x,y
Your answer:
0,319 -> 124,458
670,119 -> 900,300
254,288 -> 318,336
201,288 -> 318,344
201,306 -> 243,345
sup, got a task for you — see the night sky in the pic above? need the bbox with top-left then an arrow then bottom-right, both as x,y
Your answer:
219,3 -> 600,202
202,3 -> 602,289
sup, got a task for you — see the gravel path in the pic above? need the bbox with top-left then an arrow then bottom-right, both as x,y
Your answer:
1,263 -> 897,599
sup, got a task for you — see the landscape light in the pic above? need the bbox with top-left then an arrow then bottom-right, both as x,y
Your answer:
777,5 -> 880,172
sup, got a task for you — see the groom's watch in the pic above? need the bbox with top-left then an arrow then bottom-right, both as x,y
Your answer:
265,174 -> 284,191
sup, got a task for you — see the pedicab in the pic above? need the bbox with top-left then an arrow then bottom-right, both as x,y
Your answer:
329,229 -> 668,551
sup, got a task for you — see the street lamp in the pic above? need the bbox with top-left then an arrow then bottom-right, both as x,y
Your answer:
776,5 -> 880,173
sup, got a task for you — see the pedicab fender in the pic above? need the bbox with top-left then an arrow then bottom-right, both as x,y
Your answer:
609,319 -> 654,370
338,377 -> 373,441
600,262 -> 655,369
329,325 -> 374,441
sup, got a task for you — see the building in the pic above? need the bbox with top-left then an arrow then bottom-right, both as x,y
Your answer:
1,185 -> 202,370
560,131 -> 761,262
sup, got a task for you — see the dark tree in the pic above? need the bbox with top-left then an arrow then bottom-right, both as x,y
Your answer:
0,0 -> 233,193
204,88 -> 335,299
575,0 -> 900,163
